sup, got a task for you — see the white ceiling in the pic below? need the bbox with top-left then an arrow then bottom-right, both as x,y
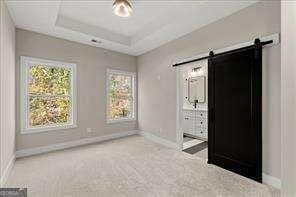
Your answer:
6,0 -> 257,56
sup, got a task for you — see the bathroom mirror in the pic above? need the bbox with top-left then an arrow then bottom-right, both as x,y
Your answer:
188,76 -> 205,103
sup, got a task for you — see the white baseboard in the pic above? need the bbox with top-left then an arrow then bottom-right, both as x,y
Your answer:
262,173 -> 281,190
16,130 -> 139,158
139,130 -> 178,149
0,154 -> 15,187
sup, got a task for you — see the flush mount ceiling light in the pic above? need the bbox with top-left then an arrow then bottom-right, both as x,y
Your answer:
113,0 -> 132,17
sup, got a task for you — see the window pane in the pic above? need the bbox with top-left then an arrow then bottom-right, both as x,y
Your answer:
108,74 -> 133,120
29,96 -> 70,127
29,65 -> 71,95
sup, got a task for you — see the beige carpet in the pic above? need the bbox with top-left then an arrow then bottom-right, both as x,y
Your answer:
6,135 -> 279,197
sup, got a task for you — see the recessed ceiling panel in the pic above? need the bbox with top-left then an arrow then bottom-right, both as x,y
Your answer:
6,0 -> 258,56
58,1 -> 191,37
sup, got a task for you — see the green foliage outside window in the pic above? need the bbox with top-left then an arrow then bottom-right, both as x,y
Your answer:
108,74 -> 133,120
28,65 -> 71,127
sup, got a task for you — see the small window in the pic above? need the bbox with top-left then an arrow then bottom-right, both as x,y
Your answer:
20,56 -> 77,133
106,69 -> 136,123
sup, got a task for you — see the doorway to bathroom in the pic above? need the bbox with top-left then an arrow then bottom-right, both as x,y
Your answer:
177,59 -> 208,160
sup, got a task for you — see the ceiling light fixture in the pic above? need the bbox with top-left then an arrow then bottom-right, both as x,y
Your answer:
113,0 -> 132,18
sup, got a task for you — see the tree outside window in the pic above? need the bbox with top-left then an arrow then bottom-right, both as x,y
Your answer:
107,69 -> 135,123
20,57 -> 77,133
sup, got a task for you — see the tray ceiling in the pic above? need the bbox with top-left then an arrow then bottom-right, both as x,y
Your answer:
6,0 -> 257,56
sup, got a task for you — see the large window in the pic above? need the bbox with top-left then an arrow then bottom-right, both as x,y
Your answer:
106,69 -> 136,123
20,56 -> 77,133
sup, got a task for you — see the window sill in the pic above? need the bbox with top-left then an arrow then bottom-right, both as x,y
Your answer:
20,124 -> 78,134
107,118 -> 136,124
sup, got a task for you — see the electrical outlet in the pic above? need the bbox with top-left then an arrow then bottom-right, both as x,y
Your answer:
87,128 -> 92,133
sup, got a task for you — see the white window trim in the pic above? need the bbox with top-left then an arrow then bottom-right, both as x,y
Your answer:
106,69 -> 136,124
20,56 -> 77,134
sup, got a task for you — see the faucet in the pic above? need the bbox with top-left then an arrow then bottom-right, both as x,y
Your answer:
194,100 -> 198,109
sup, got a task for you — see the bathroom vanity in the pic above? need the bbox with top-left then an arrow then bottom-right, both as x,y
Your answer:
183,108 -> 208,140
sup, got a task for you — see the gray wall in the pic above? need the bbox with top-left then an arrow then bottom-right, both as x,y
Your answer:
281,2 -> 296,196
137,1 -> 281,179
0,1 -> 15,181
15,29 -> 137,150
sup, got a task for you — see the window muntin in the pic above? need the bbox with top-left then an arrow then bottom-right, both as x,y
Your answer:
107,69 -> 136,123
21,57 -> 77,133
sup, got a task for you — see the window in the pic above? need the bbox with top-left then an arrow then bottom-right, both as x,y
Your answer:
20,56 -> 77,133
106,69 -> 136,123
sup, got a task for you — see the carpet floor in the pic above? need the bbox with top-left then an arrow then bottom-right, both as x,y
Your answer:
5,135 -> 279,197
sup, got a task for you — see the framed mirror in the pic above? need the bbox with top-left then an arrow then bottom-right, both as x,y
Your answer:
188,76 -> 205,103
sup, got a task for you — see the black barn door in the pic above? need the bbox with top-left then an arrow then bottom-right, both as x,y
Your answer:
208,44 -> 262,182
